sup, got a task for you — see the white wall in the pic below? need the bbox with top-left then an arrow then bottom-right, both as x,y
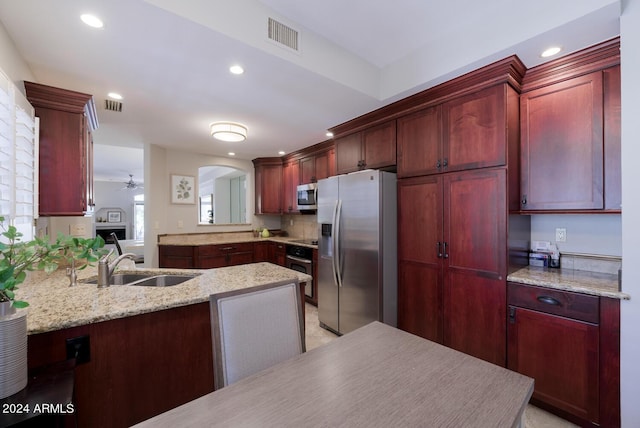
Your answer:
620,1 -> 640,425
530,214 -> 621,256
0,22 -> 34,88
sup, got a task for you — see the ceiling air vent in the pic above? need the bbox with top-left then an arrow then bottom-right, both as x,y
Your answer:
104,99 -> 123,112
268,17 -> 299,52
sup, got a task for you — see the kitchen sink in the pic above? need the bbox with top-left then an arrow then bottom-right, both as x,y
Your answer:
82,272 -> 200,287
127,274 -> 197,287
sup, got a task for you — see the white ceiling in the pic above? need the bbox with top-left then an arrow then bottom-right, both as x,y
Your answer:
0,0 -> 621,183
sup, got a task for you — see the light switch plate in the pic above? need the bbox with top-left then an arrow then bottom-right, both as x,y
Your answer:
555,228 -> 567,242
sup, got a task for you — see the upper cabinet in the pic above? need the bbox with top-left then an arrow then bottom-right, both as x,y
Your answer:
519,39 -> 620,212
253,158 -> 282,215
282,159 -> 299,214
335,120 -> 396,174
300,149 -> 330,184
24,82 -> 98,216
398,85 -> 516,178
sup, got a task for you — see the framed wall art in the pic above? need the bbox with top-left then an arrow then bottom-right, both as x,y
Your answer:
107,211 -> 121,223
171,174 -> 196,204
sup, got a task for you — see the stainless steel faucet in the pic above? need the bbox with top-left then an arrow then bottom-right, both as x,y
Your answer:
97,249 -> 138,288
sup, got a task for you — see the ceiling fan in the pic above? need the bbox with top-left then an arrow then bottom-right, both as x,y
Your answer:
121,174 -> 143,191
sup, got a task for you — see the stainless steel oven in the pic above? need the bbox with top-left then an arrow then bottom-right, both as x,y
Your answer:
285,244 -> 314,299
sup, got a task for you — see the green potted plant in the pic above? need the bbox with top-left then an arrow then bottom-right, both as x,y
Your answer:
0,216 -> 106,399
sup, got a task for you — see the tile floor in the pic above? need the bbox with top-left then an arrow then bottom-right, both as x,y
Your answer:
303,303 -> 579,428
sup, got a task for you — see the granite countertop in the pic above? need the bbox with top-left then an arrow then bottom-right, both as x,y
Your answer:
16,261 -> 312,335
507,266 -> 630,300
157,232 -> 318,249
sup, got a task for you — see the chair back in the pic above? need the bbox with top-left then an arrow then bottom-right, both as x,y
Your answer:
109,232 -> 123,255
210,280 -> 305,390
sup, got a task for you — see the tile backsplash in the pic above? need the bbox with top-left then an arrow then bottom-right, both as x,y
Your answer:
560,252 -> 621,275
281,214 -> 318,240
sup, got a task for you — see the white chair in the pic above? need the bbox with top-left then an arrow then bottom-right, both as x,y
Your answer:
209,279 -> 305,390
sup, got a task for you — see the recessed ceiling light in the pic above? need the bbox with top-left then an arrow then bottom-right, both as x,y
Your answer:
326,132 -> 334,138
228,152 -> 236,156
541,46 -> 562,58
278,151 -> 285,155
80,14 -> 103,28
108,92 -> 123,100
229,65 -> 244,75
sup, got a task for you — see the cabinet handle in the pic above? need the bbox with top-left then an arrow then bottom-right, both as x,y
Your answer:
221,246 -> 234,251
509,306 -> 516,324
436,159 -> 441,169
521,194 -> 527,206
437,241 -> 442,258
443,242 -> 449,259
537,295 -> 561,306
442,158 -> 448,168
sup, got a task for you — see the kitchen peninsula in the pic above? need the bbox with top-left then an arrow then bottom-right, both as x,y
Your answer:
17,261 -> 311,428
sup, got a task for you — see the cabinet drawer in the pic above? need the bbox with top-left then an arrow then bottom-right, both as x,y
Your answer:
160,245 -> 194,257
508,282 -> 599,324
199,242 -> 254,256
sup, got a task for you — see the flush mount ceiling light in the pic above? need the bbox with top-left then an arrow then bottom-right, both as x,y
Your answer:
108,92 -> 123,100
80,13 -> 103,28
541,46 -> 562,58
210,122 -> 247,142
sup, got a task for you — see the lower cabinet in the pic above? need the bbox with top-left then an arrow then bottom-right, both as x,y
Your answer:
507,282 -> 620,427
28,303 -> 214,427
197,243 -> 254,268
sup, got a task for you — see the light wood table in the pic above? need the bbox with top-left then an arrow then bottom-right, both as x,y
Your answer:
134,322 -> 533,427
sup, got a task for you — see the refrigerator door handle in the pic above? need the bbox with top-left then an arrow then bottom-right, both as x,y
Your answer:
334,199 -> 343,288
330,200 -> 339,287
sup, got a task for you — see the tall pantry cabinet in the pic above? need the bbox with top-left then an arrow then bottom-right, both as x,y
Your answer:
397,57 -> 528,366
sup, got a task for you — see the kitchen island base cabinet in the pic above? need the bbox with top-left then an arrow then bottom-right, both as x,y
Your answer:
28,303 -> 214,428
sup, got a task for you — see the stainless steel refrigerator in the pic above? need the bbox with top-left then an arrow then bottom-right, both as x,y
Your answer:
317,169 -> 397,335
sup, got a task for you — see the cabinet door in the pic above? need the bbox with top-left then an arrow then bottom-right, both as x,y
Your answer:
508,307 -> 599,422
604,66 -> 621,210
520,71 -> 604,210
362,120 -> 396,170
397,106 -> 441,178
256,164 -> 282,214
397,176 -> 443,342
314,151 -> 330,181
158,245 -> 195,268
273,242 -> 287,266
442,85 -> 507,172
282,160 -> 299,213
299,156 -> 315,184
443,168 -> 507,366
36,108 -> 86,215
335,132 -> 362,174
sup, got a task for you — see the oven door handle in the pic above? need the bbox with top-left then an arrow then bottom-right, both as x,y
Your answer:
286,255 -> 312,265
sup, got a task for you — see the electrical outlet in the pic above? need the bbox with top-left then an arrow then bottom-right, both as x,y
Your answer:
177,220 -> 184,229
555,228 -> 567,242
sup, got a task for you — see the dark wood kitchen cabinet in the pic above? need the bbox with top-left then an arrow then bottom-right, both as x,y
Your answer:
282,159 -> 300,213
520,39 -> 620,212
507,282 -> 621,427
397,106 -> 441,178
24,81 -> 98,216
335,120 -> 396,174
398,168 -> 507,366
28,303 -> 214,428
253,157 -> 283,214
300,150 -> 330,184
197,242 -> 253,268
397,85 -> 517,178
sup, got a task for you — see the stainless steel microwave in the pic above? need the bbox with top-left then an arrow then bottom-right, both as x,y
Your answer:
297,183 -> 317,212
